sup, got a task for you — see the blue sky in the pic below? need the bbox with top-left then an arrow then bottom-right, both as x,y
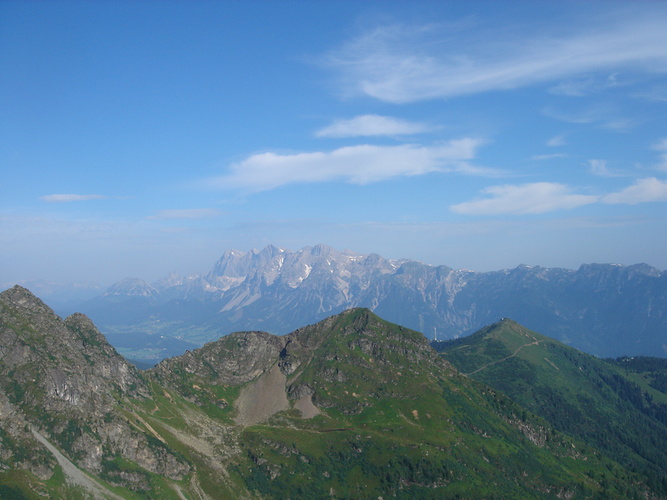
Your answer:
2,1 -> 667,284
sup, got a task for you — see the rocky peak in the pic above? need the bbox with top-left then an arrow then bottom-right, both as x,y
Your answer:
209,248 -> 247,277
0,286 -> 146,404
0,286 -> 188,486
308,243 -> 335,257
209,246 -> 284,280
153,329 -> 287,386
626,263 -> 663,278
0,284 -> 61,322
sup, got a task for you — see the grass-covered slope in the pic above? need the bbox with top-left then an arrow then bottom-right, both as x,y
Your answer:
156,309 -> 653,498
0,287 -> 660,499
435,318 -> 667,495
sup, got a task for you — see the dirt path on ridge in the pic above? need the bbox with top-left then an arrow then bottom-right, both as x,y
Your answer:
464,340 -> 544,376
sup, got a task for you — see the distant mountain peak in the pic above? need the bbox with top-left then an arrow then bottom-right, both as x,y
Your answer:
104,277 -> 157,297
74,244 -> 667,361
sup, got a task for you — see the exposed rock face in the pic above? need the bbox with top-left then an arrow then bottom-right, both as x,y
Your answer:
0,285 -> 189,488
154,330 -> 287,386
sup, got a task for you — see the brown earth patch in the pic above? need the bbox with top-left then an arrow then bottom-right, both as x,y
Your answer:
235,363 -> 289,426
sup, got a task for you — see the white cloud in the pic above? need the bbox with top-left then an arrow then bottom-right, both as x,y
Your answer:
546,135 -> 566,147
326,12 -> 667,103
315,114 -> 430,138
40,194 -> 107,203
602,177 -> 667,204
148,209 -> 221,220
451,182 -> 598,215
207,139 -> 491,192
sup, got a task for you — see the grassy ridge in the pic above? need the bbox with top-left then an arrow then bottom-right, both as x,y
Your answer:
220,310 -> 652,498
436,318 -> 667,495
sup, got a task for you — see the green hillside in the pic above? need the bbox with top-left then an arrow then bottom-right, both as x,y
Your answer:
435,318 -> 667,495
150,309 -> 653,498
1,286 -> 661,498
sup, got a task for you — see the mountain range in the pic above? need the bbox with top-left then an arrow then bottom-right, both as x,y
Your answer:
62,244 -> 667,364
1,285 -> 665,498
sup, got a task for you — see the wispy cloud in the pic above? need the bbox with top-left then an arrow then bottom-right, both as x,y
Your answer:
653,138 -> 667,171
315,114 -> 431,138
588,159 -> 619,177
542,104 -> 636,131
325,11 -> 667,103
148,209 -> 221,220
40,194 -> 107,203
531,153 -> 567,161
207,139 -> 493,192
548,73 -> 623,97
546,135 -> 566,147
602,177 -> 667,204
549,77 -> 596,97
453,177 -> 667,215
634,85 -> 667,102
450,182 -> 598,215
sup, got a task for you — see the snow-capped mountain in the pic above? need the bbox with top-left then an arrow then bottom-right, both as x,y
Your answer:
74,244 -> 667,361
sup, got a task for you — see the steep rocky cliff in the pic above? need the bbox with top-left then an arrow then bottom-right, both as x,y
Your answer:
0,285 -> 188,493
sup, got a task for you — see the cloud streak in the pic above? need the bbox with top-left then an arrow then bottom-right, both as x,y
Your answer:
531,153 -> 567,161
451,183 -> 598,215
315,114 -> 430,138
546,135 -> 566,147
208,139 -> 491,192
453,177 -> 667,215
602,177 -> 667,204
326,11 -> 667,103
40,194 -> 107,203
148,209 -> 222,220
